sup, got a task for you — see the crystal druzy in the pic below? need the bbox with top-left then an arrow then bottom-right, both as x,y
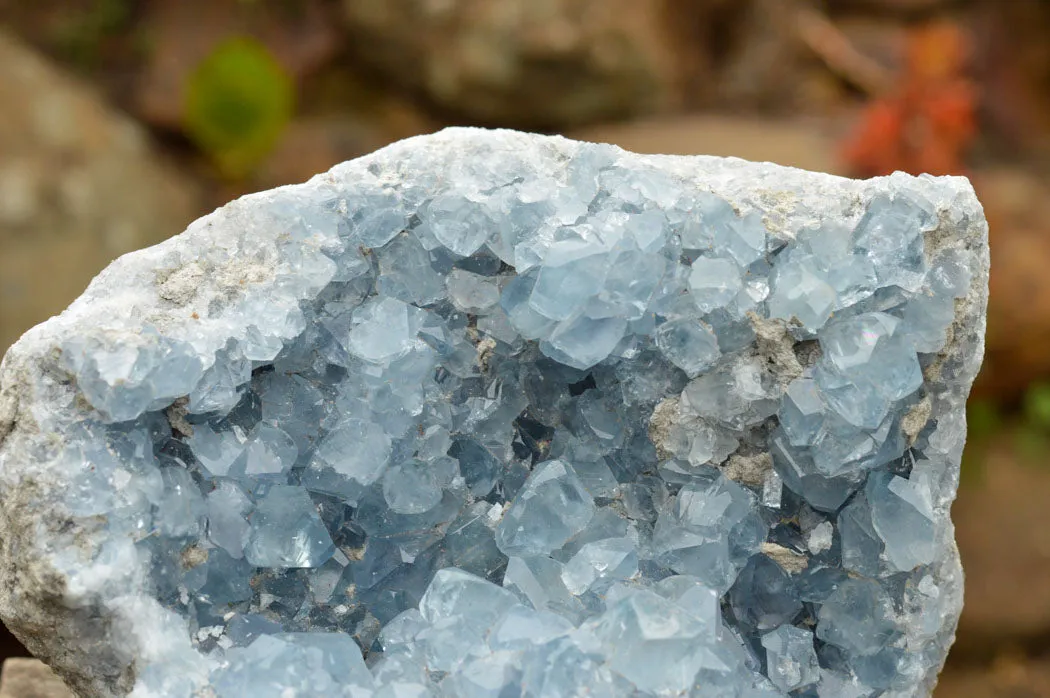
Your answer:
0,129 -> 988,697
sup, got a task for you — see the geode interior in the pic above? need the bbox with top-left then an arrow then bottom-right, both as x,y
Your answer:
0,129 -> 987,697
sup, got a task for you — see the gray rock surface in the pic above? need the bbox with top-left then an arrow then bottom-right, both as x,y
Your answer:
341,0 -> 683,127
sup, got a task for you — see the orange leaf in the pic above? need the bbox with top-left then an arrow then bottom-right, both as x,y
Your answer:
840,20 -> 977,177
841,100 -> 907,177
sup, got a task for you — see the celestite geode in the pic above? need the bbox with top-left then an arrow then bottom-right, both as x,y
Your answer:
0,129 -> 987,697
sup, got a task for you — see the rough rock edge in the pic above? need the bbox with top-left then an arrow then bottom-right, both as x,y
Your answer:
0,128 -> 989,697
760,542 -> 808,574
723,453 -> 773,488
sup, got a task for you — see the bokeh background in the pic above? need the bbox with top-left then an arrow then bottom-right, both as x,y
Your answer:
0,0 -> 1047,695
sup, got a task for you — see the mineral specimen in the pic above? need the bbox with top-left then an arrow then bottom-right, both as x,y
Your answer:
0,129 -> 987,697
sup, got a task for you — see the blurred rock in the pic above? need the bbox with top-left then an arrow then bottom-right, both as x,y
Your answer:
135,0 -> 341,129
975,0 -> 1050,162
939,654 -> 1050,698
0,30 -> 199,354
972,167 -> 1050,399
0,658 -> 73,698
709,0 -> 813,114
826,0 -> 955,12
255,112 -> 433,191
341,0 -> 684,128
251,60 -> 439,193
572,115 -> 840,172
953,444 -> 1050,652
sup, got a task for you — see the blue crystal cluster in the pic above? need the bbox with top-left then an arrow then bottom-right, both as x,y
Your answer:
11,131 -> 984,697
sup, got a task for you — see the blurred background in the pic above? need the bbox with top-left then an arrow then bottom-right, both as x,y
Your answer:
0,0 -> 1046,695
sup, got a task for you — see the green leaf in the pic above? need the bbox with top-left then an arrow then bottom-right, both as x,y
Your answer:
959,449 -> 986,487
966,399 -> 1000,441
1014,423 -> 1050,465
960,399 -> 1000,487
183,37 -> 294,179
1024,383 -> 1050,430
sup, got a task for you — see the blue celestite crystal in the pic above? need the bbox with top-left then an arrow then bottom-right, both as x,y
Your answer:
728,554 -> 803,631
560,537 -> 638,594
588,589 -> 733,695
0,130 -> 987,697
495,458 -> 595,557
244,485 -> 336,568
212,632 -> 374,697
762,624 -> 820,693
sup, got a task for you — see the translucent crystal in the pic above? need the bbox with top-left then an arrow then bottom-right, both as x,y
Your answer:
205,480 -> 252,558
560,537 -> 638,594
655,318 -> 721,377
688,257 -> 742,314
382,458 -> 448,514
378,233 -> 446,305
652,468 -> 766,592
347,297 -> 428,363
254,371 -> 326,455
779,378 -> 825,447
680,357 -> 778,430
446,268 -> 501,313
500,268 -> 557,340
420,193 -> 495,257
541,314 -> 627,370
238,423 -> 297,479
419,568 -> 520,628
762,624 -> 820,693
0,130 -> 984,698
727,554 -> 803,631
226,614 -> 282,647
768,254 -> 837,331
595,247 -> 666,320
816,578 -> 899,656
700,196 -> 766,266
155,466 -> 205,537
495,459 -> 595,557
851,193 -> 932,292
489,605 -> 574,651
654,575 -> 720,627
310,417 -> 393,486
529,239 -> 610,321
441,504 -> 504,584
211,632 -> 374,696
816,312 -> 922,429
187,423 -> 247,478
449,438 -> 502,497
416,568 -> 521,672
868,471 -> 937,572
589,589 -> 728,695
807,521 -> 834,555
244,486 -> 335,568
